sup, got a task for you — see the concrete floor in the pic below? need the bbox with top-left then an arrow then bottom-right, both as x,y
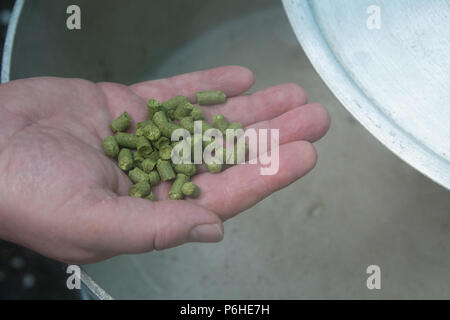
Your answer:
84,5 -> 450,299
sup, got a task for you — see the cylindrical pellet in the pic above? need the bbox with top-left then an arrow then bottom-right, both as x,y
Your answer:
196,90 -> 227,105
133,151 -> 145,169
181,182 -> 200,198
145,192 -> 156,201
201,121 -> 215,149
190,106 -> 204,120
141,156 -> 158,173
103,136 -> 119,158
152,111 -> 182,138
159,144 -> 173,160
161,123 -> 182,139
110,112 -> 131,133
115,132 -> 139,149
128,167 -> 149,184
205,162 -> 222,174
147,98 -> 162,120
216,147 -> 232,164
166,109 -> 176,120
156,159 -> 176,181
136,120 -> 160,141
136,120 -> 151,136
171,140 -> 191,161
129,181 -> 151,198
174,163 -> 197,176
162,95 -> 188,111
152,136 -> 170,150
136,136 -> 153,157
174,101 -> 194,120
148,170 -> 161,186
212,114 -> 229,133
189,134 -> 202,153
201,120 -> 213,133
227,122 -> 244,131
169,174 -> 189,200
143,122 -> 161,141
152,110 -> 169,126
179,116 -> 195,134
118,148 -> 134,171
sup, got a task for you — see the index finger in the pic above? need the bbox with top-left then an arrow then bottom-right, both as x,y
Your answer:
129,66 -> 254,102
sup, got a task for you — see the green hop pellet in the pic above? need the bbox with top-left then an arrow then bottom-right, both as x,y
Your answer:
159,144 -> 173,160
110,112 -> 131,133
189,134 -> 202,152
174,163 -> 197,176
152,111 -> 182,138
152,136 -> 170,150
166,109 -> 176,120
179,116 -> 195,134
201,120 -> 216,149
144,123 -> 161,141
103,136 -> 119,158
190,106 -> 204,120
141,151 -> 159,172
169,174 -> 190,200
128,167 -> 149,184
115,132 -> 139,149
196,90 -> 227,105
145,192 -> 156,201
136,136 -> 153,157
129,181 -> 151,198
118,148 -> 134,171
148,170 -> 161,186
136,120 -> 161,141
136,120 -> 151,136
147,98 -> 162,120
171,140 -> 190,160
212,114 -> 229,133
205,162 -> 223,174
162,95 -> 188,111
133,151 -> 145,169
181,182 -> 200,198
149,149 -> 160,161
174,101 -> 194,120
152,110 -> 169,126
162,123 -> 182,139
227,122 -> 244,131
201,120 -> 213,132
216,147 -> 232,164
134,151 -> 145,161
156,159 -> 176,181
141,158 -> 156,173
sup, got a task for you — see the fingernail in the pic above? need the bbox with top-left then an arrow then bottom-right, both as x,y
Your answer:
188,224 -> 223,242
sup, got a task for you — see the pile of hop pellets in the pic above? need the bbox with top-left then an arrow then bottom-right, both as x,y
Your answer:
102,90 -> 245,201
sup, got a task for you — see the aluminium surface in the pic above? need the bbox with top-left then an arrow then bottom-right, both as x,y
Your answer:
283,0 -> 450,190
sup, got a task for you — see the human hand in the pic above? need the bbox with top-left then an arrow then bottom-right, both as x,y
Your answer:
0,66 -> 330,264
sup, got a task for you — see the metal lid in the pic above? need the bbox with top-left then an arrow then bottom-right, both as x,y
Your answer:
283,0 -> 450,190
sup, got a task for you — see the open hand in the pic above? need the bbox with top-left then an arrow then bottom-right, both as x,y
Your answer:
0,66 -> 330,264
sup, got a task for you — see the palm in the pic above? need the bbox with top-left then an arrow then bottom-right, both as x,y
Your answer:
0,67 -> 329,263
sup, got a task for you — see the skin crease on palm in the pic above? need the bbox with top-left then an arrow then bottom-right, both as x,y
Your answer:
0,66 -> 330,264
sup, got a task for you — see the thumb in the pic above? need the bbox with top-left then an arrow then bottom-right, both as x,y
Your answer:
83,196 -> 223,255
